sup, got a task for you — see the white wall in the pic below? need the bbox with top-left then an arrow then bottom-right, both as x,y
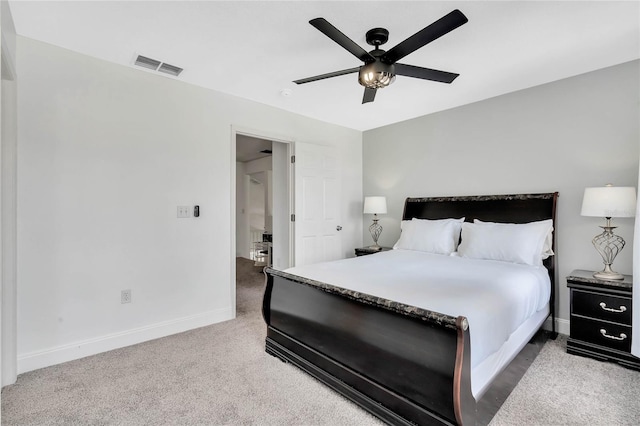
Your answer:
245,156 -> 273,234
17,36 -> 362,373
248,171 -> 266,231
363,60 -> 640,333
1,0 -> 18,388
244,156 -> 272,175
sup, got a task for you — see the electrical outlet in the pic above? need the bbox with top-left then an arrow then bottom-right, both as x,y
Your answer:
121,289 -> 132,304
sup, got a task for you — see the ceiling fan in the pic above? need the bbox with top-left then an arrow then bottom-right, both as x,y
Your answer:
294,9 -> 468,104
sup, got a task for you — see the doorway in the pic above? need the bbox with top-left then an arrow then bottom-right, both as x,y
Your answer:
232,129 -> 293,317
236,135 -> 274,265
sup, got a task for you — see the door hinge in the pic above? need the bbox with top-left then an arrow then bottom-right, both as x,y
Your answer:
291,214 -> 295,222
291,155 -> 295,164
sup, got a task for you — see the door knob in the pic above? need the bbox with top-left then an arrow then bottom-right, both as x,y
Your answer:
336,225 -> 342,231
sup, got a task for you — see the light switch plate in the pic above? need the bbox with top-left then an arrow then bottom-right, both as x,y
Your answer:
177,206 -> 190,218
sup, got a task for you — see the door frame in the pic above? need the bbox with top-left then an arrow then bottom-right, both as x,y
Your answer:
230,125 -> 294,318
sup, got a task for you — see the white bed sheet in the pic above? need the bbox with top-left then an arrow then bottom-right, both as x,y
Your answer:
471,306 -> 548,398
285,249 -> 551,374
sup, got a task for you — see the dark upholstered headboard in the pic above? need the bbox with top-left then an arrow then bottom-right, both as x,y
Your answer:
402,193 -> 558,224
401,192 -> 559,335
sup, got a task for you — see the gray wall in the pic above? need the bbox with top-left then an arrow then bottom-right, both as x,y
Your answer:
363,60 -> 639,330
16,36 -> 362,373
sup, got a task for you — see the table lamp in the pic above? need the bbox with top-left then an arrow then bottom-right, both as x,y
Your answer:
581,184 -> 636,280
363,196 -> 387,249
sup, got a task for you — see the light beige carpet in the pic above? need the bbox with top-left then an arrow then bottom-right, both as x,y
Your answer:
2,258 -> 639,425
490,334 -> 640,425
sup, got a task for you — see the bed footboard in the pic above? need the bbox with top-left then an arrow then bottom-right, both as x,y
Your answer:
263,268 -> 476,426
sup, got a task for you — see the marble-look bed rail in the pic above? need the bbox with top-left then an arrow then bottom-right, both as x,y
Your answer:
405,193 -> 558,203
265,267 -> 464,331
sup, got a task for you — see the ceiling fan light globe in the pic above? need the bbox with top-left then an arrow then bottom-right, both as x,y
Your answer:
359,72 -> 395,89
358,62 -> 396,89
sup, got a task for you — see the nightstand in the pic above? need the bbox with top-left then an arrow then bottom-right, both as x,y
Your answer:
567,269 -> 640,370
354,246 -> 392,257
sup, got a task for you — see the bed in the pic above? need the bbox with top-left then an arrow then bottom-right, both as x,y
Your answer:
262,193 -> 558,425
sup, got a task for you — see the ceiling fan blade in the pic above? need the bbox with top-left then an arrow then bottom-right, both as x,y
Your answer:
382,9 -> 468,64
395,63 -> 459,83
362,87 -> 377,104
310,18 -> 375,63
293,67 -> 360,85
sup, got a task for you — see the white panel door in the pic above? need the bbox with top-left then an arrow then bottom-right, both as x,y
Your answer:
294,142 -> 341,266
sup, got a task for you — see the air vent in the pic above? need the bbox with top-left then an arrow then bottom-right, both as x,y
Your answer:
134,55 -> 161,71
158,63 -> 183,77
134,55 -> 183,77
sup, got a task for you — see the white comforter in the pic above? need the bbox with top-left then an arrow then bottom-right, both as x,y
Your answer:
285,249 -> 551,368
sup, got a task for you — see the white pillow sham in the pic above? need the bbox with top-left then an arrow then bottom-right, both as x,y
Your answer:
458,219 -> 553,266
474,219 -> 554,259
393,217 -> 464,255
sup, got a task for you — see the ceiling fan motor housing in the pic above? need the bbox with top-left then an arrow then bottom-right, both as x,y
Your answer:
366,28 -> 389,46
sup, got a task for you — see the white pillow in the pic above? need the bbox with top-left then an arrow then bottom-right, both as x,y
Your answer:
474,219 -> 554,259
393,218 -> 464,255
458,219 -> 553,266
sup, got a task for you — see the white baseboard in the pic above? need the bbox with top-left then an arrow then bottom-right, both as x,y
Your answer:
16,311 -> 569,375
17,307 -> 233,374
543,317 -> 570,336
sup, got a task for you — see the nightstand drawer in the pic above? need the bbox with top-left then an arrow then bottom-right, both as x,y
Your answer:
570,316 -> 631,352
572,290 -> 631,325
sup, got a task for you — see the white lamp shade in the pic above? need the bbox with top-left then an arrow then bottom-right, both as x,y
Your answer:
581,186 -> 637,218
363,196 -> 387,215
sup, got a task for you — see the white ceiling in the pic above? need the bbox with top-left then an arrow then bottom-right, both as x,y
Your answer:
236,134 -> 272,163
8,1 -> 640,131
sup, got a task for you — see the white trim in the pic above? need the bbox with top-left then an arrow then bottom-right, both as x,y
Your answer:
17,308 -> 232,374
288,142 -> 295,268
543,316 -> 570,336
230,126 -> 237,319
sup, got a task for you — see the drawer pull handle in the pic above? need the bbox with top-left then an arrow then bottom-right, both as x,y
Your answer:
599,302 -> 626,313
600,329 -> 627,341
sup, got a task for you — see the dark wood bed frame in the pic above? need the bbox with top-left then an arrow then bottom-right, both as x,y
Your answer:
262,193 -> 558,425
